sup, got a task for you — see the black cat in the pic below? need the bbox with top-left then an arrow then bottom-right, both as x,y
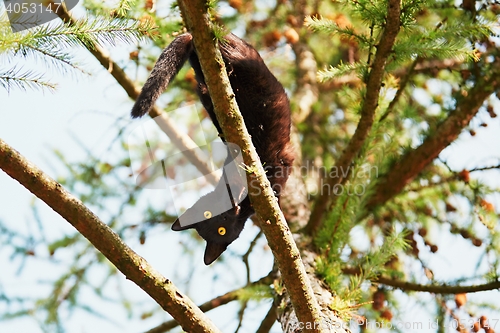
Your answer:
131,32 -> 294,264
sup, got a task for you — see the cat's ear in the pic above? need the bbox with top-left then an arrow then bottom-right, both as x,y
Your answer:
171,219 -> 194,231
204,241 -> 228,265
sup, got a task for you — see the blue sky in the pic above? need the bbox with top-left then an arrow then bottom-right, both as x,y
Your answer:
1,3 -> 500,333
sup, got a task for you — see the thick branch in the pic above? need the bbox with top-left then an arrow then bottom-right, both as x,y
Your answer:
306,0 -> 401,235
365,76 -> 500,211
177,0 -> 324,331
0,138 -> 221,333
51,2 -> 217,185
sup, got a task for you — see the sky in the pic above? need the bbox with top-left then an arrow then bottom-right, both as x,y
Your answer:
1,2 -> 500,333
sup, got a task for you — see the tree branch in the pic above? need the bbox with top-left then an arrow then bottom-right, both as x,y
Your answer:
176,0 -> 325,331
375,276 -> 500,294
306,0 -> 401,235
379,57 -> 418,122
0,138 -> 221,333
255,303 -> 278,333
144,273 -> 275,333
343,267 -> 500,294
469,164 -> 500,172
365,72 -> 500,212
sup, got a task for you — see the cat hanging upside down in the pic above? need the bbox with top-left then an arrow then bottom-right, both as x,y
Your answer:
131,32 -> 294,264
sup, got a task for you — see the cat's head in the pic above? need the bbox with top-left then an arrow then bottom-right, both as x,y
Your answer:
171,180 -> 253,264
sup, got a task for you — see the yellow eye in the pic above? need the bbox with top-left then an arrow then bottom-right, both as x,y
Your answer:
218,227 -> 226,235
204,211 -> 212,219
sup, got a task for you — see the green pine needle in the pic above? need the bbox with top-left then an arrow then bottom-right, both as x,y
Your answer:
0,9 -> 156,92
0,67 -> 57,92
318,62 -> 367,83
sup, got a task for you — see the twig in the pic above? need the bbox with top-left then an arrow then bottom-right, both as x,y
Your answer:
144,273 -> 275,333
376,277 -> 500,294
234,301 -> 248,333
469,164 -> 500,172
379,57 -> 419,122
439,296 -> 468,333
406,175 -> 457,192
255,303 -> 278,333
343,267 -> 500,294
242,231 -> 263,284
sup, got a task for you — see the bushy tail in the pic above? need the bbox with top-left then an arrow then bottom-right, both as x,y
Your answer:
131,33 -> 194,118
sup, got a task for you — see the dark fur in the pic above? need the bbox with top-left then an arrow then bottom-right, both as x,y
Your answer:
132,33 -> 294,264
